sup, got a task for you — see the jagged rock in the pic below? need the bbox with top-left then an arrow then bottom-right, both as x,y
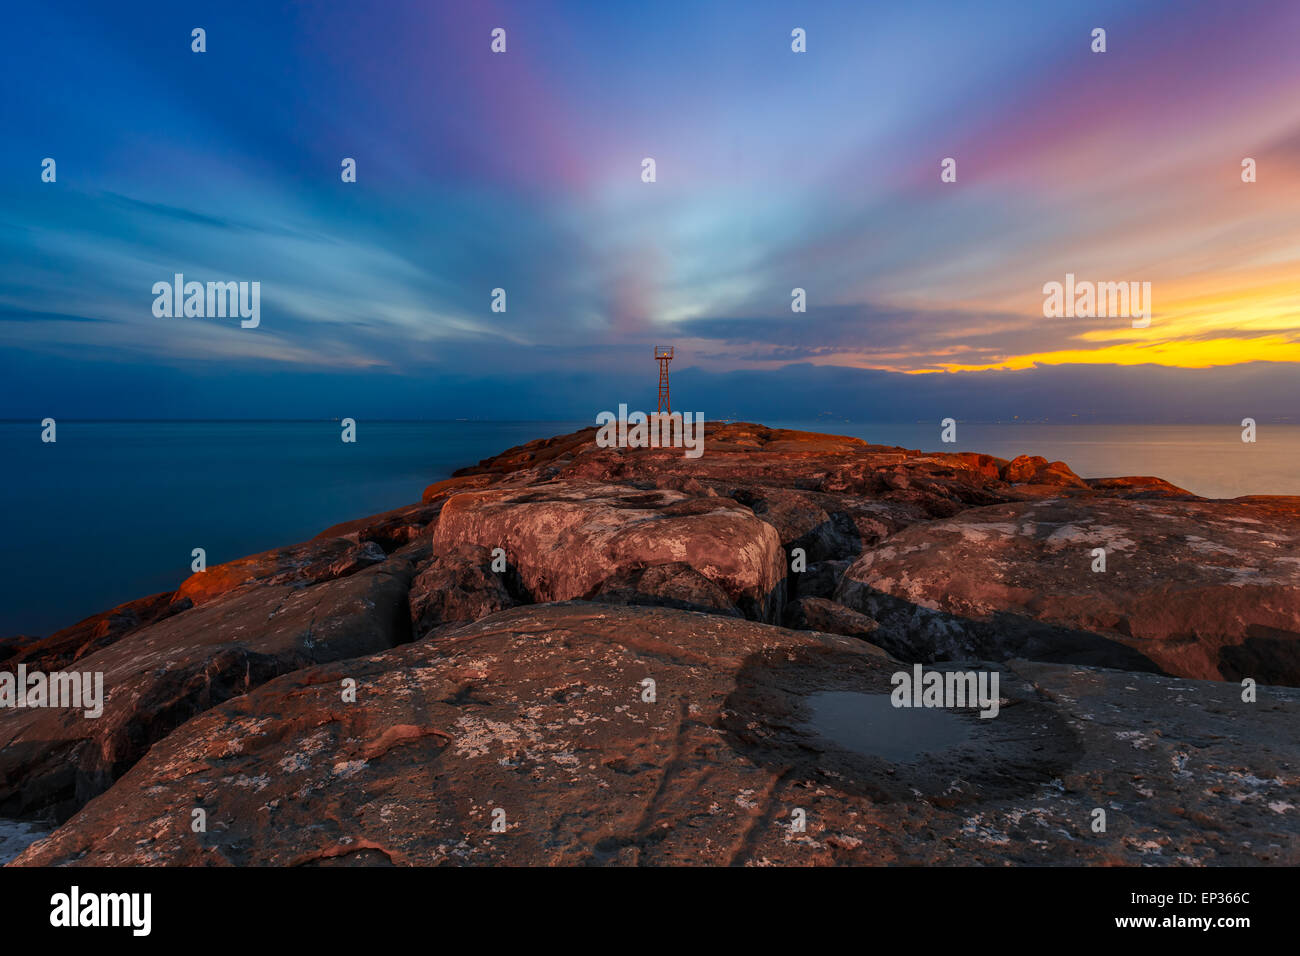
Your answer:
589,562 -> 741,617
14,604 -> 1297,867
172,536 -> 388,608
0,558 -> 415,820
712,484 -> 925,563
409,544 -> 518,636
837,497 -> 1300,683
794,559 -> 852,600
316,501 -> 445,552
784,597 -> 879,638
1001,455 -> 1089,488
0,635 -> 41,664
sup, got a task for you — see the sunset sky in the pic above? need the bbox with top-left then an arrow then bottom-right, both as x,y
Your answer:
3,0 -> 1299,420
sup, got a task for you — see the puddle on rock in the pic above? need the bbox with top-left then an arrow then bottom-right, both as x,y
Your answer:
801,691 -> 972,763
721,646 -> 1083,802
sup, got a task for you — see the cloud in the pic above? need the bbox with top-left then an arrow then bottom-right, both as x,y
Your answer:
672,303 -> 1101,370
99,193 -> 314,240
0,308 -> 112,324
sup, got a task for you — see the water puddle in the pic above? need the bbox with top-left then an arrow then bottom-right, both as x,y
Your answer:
801,691 -> 972,763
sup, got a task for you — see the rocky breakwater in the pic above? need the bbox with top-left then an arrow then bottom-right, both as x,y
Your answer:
4,422 -> 1298,865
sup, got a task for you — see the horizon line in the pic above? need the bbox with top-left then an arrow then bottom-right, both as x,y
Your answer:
2,418 -> 1296,426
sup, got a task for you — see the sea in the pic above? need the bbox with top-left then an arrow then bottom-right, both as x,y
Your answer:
2,419 -> 1297,638
0,819 -> 52,866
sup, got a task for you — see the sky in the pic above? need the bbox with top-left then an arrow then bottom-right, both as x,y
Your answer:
2,0 -> 1299,422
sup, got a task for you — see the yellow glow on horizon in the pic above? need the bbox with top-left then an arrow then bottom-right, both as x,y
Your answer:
925,334 -> 1300,373
904,269 -> 1300,373
688,264 -> 1300,375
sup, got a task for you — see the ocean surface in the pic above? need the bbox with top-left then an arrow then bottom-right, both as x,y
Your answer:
2,419 -> 1297,637
0,818 -> 52,865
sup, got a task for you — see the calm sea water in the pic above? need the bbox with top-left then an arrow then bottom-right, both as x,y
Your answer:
770,421 -> 1300,499
0,818 -> 52,865
2,420 -> 1297,637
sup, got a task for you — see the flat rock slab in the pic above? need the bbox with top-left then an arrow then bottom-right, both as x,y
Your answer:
838,497 -> 1300,684
0,559 -> 414,819
14,604 -> 1296,866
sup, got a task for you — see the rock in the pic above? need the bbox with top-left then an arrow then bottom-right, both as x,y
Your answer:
1001,455 -> 1089,488
7,421 -> 1298,868
947,452 -> 1007,480
1085,475 -> 1195,499
15,603 -> 1297,867
784,597 -> 879,638
589,562 -> 742,617
837,497 -> 1300,683
431,481 -> 786,622
435,422 -> 1203,523
716,484 -> 925,563
329,540 -> 388,576
794,559 -> 852,600
315,501 -> 445,552
0,558 -> 416,820
1,592 -> 166,673
453,423 -> 1030,519
421,473 -> 501,504
0,635 -> 41,664
2,593 -> 188,674
172,536 -> 388,608
409,544 -> 518,637
827,455 -> 1014,515
451,427 -> 600,479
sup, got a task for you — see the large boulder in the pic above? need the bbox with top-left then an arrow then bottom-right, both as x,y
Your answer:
837,497 -> 1300,684
0,558 -> 416,820
14,604 -> 1297,867
431,481 -> 786,622
1001,455 -> 1089,488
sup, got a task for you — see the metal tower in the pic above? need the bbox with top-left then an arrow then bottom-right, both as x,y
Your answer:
654,346 -> 674,413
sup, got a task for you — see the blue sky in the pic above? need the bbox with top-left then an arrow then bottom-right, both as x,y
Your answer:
3,0 -> 1299,421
